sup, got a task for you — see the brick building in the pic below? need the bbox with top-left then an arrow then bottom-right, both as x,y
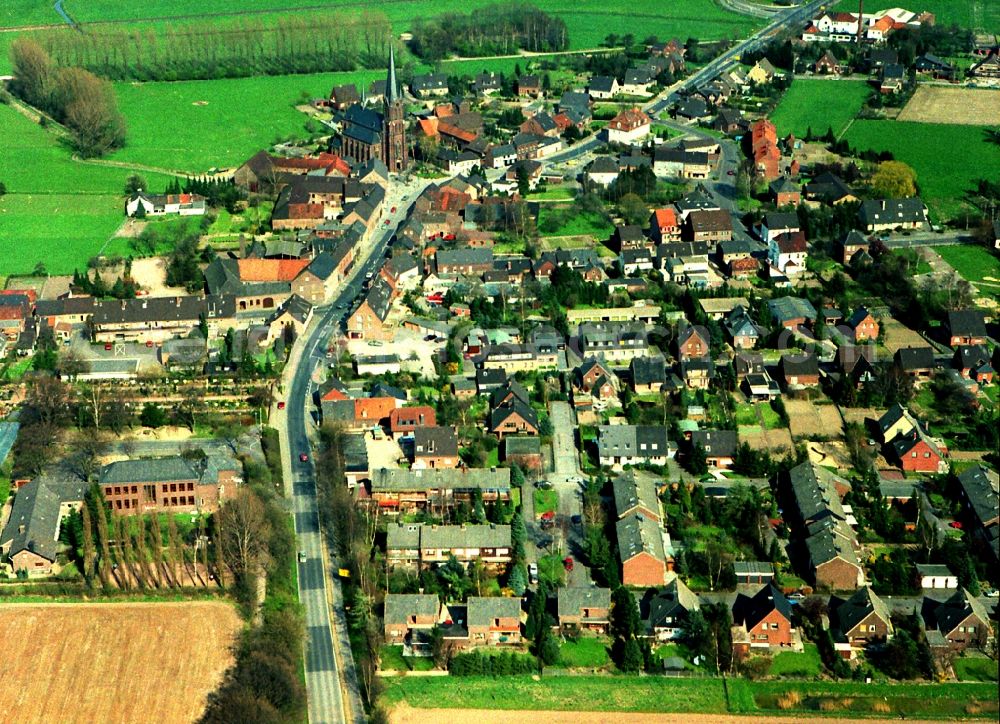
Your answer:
98,455 -> 240,515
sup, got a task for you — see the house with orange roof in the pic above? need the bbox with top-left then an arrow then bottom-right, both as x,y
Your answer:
650,208 -> 681,243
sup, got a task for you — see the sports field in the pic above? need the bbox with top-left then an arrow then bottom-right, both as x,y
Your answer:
833,0 -> 1000,31
897,87 -> 1000,126
769,78 -> 870,139
0,601 -> 241,724
844,120 -> 1000,220
0,103 -> 174,276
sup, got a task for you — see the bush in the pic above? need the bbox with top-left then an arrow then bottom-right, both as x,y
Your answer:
448,650 -> 538,676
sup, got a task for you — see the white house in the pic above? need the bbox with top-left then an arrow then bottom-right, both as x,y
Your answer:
916,564 -> 958,590
126,192 -> 207,217
767,232 -> 808,276
606,107 -> 651,145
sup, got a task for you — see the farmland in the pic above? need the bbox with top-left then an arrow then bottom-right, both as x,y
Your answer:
843,120 -> 1000,220
0,103 -> 173,276
0,601 -> 241,724
770,79 -> 871,139
112,71 -> 384,173
897,87 -> 1000,126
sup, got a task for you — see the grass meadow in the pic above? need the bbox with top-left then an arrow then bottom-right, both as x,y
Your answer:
769,79 -> 870,139
843,120 -> 1000,220
0,103 -> 175,276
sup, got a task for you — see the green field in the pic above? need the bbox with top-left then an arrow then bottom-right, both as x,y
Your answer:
843,121 -> 1000,220
382,675 -> 730,713
558,638 -> 610,668
111,71 -> 387,173
538,208 -> 614,238
0,103 -> 174,276
935,244 -> 1000,287
953,656 -> 999,682
766,643 -> 822,677
833,0 -> 1000,32
770,79 -> 870,139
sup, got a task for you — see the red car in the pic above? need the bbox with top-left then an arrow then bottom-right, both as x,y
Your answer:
145,340 -> 154,348
390,206 -> 397,213
562,557 -> 574,572
104,343 -> 113,351
277,401 -> 286,410
299,453 -> 309,462
949,521 -> 963,530
540,511 -> 555,522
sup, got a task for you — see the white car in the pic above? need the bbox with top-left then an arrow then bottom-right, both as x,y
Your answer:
528,563 -> 539,584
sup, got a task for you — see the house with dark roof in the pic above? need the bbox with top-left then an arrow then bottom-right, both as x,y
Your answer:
630,355 -> 667,393
0,476 -> 89,574
832,586 -> 893,658
690,429 -> 738,469
779,352 -> 820,389
859,198 -> 928,232
768,296 -> 817,329
724,306 -> 762,350
956,465 -> 999,563
588,75 -> 619,99
805,172 -> 858,206
617,513 -> 670,587
597,425 -> 672,469
646,577 -> 700,641
489,398 -> 539,439
387,523 -> 512,570
468,596 -> 522,646
502,435 -> 543,472
945,310 -> 987,347
731,584 -> 793,656
411,73 -> 449,97
412,426 -> 460,470
954,344 -> 994,384
925,588 -> 994,651
894,346 -> 936,381
890,428 -> 945,473
383,593 -> 440,646
347,277 -> 394,341
558,587 -> 612,633
613,470 -> 661,521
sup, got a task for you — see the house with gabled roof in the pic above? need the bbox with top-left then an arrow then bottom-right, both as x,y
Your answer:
588,75 -> 620,99
846,306 -> 879,342
412,426 -> 460,470
383,593 -> 441,646
0,476 -> 89,575
955,465 -> 999,563
859,198 -> 928,232
953,344 -> 994,384
646,576 -> 700,641
347,276 -> 394,340
598,425 -> 672,470
631,355 -> 667,394
690,429 -> 738,469
490,398 -> 539,439
926,588 -> 994,651
723,305 -> 762,350
617,513 -> 670,587
613,470 -> 661,521
946,310 -> 987,347
468,596 -> 522,646
558,587 -> 612,633
833,586 -> 893,658
731,584 -> 793,656
606,107 -> 651,144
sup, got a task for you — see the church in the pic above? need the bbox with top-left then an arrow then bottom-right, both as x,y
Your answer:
338,46 -> 408,172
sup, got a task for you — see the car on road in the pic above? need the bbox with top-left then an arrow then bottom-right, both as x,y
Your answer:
368,340 -> 383,347
949,521 -> 963,529
277,401 -> 286,410
727,169 -> 735,176
424,334 -> 436,341
298,551 -> 307,563
528,563 -> 538,584
535,480 -> 553,490
390,206 -> 397,213
537,536 -> 553,549
145,340 -> 154,348
299,453 -> 309,462
104,343 -> 113,351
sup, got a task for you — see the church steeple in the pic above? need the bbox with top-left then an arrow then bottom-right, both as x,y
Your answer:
386,44 -> 399,104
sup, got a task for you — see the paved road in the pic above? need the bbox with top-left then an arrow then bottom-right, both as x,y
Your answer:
277,177 -> 426,724
547,400 -> 591,587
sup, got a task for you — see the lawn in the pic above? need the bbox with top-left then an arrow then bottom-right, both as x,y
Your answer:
538,207 -> 614,238
953,656 -> 999,682
769,79 -> 871,139
558,637 -> 610,668
0,103 -> 175,275
843,121 -> 1000,220
734,402 -> 784,429
112,71 -> 385,173
533,488 -> 559,516
381,675 -> 730,713
935,245 -> 1000,298
767,643 -> 822,677
379,645 -> 436,672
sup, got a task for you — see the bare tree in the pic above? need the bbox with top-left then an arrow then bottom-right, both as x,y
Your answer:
94,496 -> 114,588
23,374 -> 72,427
167,515 -> 186,587
68,431 -> 109,481
58,349 -> 87,382
149,513 -> 167,587
217,489 -> 271,580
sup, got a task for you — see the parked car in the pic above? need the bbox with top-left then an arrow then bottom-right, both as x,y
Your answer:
536,480 -> 553,490
949,521 -> 963,529
298,551 -> 307,563
571,514 -> 582,527
277,401 -> 286,410
299,453 -> 309,462
562,557 -> 574,572
104,343 -> 113,351
528,563 -> 539,584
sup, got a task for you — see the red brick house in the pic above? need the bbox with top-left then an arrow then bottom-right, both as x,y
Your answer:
617,514 -> 669,587
891,429 -> 945,473
467,596 -> 522,646
677,325 -> 710,361
412,426 -> 460,470
557,587 -> 611,633
389,406 -> 436,439
732,585 -> 793,657
383,593 -> 440,646
931,589 -> 993,651
750,119 -> 780,181
946,310 -> 987,347
834,587 -> 893,657
847,306 -> 879,342
489,399 -> 539,439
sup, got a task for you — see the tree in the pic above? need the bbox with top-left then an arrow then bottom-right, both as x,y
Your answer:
23,374 -> 72,427
124,173 -> 147,195
516,164 -> 530,197
140,402 -> 168,428
217,489 -> 272,581
610,587 -> 640,640
618,192 -> 649,226
68,432 -> 109,481
684,442 -> 708,476
508,563 -> 527,595
870,161 -> 917,199
620,638 -> 643,672
538,629 -> 561,666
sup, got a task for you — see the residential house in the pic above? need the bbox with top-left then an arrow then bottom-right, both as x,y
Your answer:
813,50 -> 842,74
617,513 -> 669,587
606,107 -> 651,144
954,345 -> 994,384
0,476 -> 88,575
558,587 -> 612,633
585,156 -> 620,187
686,209 -> 733,243
718,240 -> 759,278
387,523 -> 512,570
833,586 -> 893,657
769,177 -> 801,207
879,63 -> 906,93
916,564 -> 958,590
646,577 -> 700,641
588,75 -> 620,99
347,277 -> 394,340
621,67 -> 653,96
467,596 -> 522,646
653,147 -> 711,180
859,198 -> 928,233
955,465 -> 999,563
383,593 -> 440,646
768,296 -> 817,329
677,325 -> 710,360
915,53 -> 956,79
330,82 -> 360,110
890,428 -> 945,473
805,172 -> 858,206
690,429 -> 738,469
757,212 -> 800,243
436,248 -> 494,276
517,75 -> 541,97
734,561 -> 775,586
126,192 -> 206,218
749,119 -> 781,181
631,355 -> 667,393
846,306 -> 879,342
649,208 -> 681,243
369,468 -> 511,512
675,96 -> 710,121
946,310 -> 987,347
412,426 -> 460,470
597,425 -> 672,469
724,306 -> 762,349
713,107 -> 748,135
894,345 -> 936,387
579,323 -> 650,364
490,398 -> 540,439
747,58 -> 779,85
927,589 -> 994,651
613,470 -> 661,521
573,357 -> 619,410
731,585 -> 793,656
501,436 -> 543,472
780,352 -> 820,389
389,406 -> 436,439
411,73 -> 449,97
836,229 -> 870,266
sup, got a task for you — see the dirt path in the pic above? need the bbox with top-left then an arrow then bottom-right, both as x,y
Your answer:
389,704 -> 952,724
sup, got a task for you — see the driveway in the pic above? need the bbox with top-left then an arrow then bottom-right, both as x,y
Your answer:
547,400 -> 590,586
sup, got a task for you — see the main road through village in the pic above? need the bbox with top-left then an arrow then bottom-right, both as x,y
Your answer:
272,1 -> 831,720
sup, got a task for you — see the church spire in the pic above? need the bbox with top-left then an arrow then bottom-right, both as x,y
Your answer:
386,44 -> 399,104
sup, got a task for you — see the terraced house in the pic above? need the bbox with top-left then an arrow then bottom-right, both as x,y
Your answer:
367,467 -> 511,513
386,523 -> 512,570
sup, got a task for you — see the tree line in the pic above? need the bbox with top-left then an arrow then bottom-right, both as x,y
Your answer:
9,39 -> 126,157
29,10 -> 392,82
410,3 -> 569,62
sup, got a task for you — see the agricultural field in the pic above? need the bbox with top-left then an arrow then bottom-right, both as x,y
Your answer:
769,78 -> 871,139
0,601 -> 241,724
0,103 -> 173,276
112,71 -> 385,173
785,399 -> 843,439
843,120 -> 1000,220
897,87 -> 1000,126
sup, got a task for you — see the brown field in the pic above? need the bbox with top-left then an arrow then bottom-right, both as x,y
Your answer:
738,426 -> 794,456
880,318 -> 927,355
786,400 -> 843,439
0,601 -> 241,724
897,86 -> 1000,125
